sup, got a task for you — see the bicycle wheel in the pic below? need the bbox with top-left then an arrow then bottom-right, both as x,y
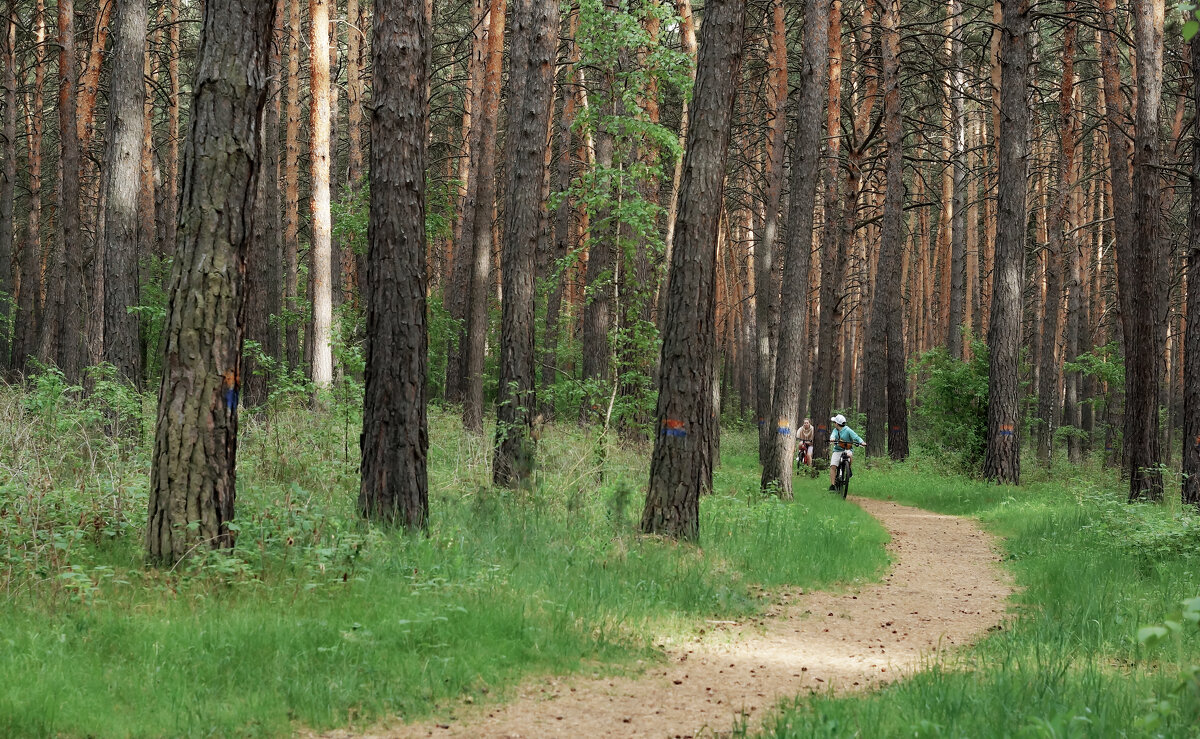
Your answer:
838,462 -> 850,498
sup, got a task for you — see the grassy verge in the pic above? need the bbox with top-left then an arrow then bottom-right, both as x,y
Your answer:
0,383 -> 887,738
758,455 -> 1200,738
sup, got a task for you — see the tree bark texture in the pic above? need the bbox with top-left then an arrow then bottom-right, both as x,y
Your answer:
13,0 -> 45,373
946,0 -> 967,361
983,0 -> 1029,484
0,5 -> 14,369
102,0 -> 148,386
810,0 -> 847,466
1186,32 -> 1200,505
284,0 -> 303,369
755,0 -> 787,463
359,0 -> 429,529
761,0 -> 829,498
641,0 -> 744,540
880,0 -> 908,459
462,0 -> 505,432
39,0 -> 84,380
146,0 -> 275,564
493,0 -> 558,487
1122,0 -> 1166,501
245,2 -> 286,407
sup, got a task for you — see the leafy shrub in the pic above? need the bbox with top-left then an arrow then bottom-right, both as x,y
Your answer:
910,339 -> 989,473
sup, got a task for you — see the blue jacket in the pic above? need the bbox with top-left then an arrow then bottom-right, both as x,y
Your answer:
829,426 -> 864,450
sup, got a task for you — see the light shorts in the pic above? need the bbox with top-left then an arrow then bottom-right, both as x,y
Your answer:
830,448 -> 853,468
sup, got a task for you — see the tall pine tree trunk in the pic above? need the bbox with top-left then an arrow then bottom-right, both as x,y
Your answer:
761,0 -> 829,498
0,4 -> 14,370
755,0 -> 787,463
641,0 -> 744,540
881,0 -> 908,459
946,0 -> 967,360
245,2 -> 286,407
310,0 -> 334,390
284,0 -> 303,370
810,0 -> 847,466
146,0 -> 275,564
359,0 -> 429,528
1122,0 -> 1166,500
493,0 -> 558,487
102,0 -> 148,386
462,0 -> 505,432
13,0 -> 45,372
1185,31 -> 1200,505
983,0 -> 1030,484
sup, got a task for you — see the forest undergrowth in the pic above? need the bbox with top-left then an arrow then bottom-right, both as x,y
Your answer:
757,455 -> 1200,738
0,375 -> 887,738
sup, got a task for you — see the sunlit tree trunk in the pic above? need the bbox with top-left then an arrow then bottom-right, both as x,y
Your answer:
146,0 -> 275,564
102,0 -> 148,386
493,0 -> 558,487
309,0 -> 334,390
642,0 -> 744,540
983,0 -> 1030,484
359,0 -> 429,528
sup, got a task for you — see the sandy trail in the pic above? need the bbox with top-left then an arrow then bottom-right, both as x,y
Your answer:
322,496 -> 1012,738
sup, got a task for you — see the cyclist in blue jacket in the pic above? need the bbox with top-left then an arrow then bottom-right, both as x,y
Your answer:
828,414 -> 866,490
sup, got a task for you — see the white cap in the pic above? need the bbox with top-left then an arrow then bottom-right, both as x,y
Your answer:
831,414 -> 847,425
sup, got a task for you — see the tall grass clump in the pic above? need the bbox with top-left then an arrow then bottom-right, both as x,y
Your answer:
0,378 -> 886,738
757,459 -> 1200,738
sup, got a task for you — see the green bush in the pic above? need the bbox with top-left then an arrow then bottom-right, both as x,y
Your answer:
910,340 -> 989,473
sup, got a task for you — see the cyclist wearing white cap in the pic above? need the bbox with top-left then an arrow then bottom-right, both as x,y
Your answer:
829,414 -> 865,490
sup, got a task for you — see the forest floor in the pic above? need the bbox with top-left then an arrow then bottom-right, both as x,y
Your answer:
319,496 -> 1013,738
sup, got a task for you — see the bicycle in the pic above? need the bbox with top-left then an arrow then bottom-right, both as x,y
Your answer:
832,441 -> 865,499
795,440 -> 817,476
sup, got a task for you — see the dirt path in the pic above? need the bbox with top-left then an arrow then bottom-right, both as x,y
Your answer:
324,497 -> 1012,738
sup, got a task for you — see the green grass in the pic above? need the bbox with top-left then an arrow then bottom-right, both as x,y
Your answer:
0,384 -> 887,738
757,454 -> 1200,738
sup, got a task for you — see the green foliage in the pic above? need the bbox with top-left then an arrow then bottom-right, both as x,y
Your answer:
1178,3 -> 1200,40
0,383 -> 886,737
910,339 -> 990,473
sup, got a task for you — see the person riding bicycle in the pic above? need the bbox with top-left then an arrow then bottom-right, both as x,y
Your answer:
828,414 -> 865,491
795,418 -> 815,468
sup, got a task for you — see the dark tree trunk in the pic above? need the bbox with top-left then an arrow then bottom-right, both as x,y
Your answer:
641,0 -> 744,540
359,0 -> 429,528
283,0 -> 302,370
1121,0 -> 1166,501
245,2 -> 285,407
462,0 -> 505,432
1041,3 -> 1077,465
1186,31 -> 1200,505
13,0 -> 44,373
146,0 -> 276,564
39,0 -> 84,380
755,0 -> 787,463
983,0 -> 1030,484
101,0 -> 148,386
760,0 -> 828,498
809,1 -> 847,465
493,0 -> 558,487
880,0 -> 908,460
946,0 -> 966,361
445,0 -> 489,405
0,5 -> 14,370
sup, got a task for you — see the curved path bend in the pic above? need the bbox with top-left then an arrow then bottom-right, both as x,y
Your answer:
326,497 -> 1013,738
